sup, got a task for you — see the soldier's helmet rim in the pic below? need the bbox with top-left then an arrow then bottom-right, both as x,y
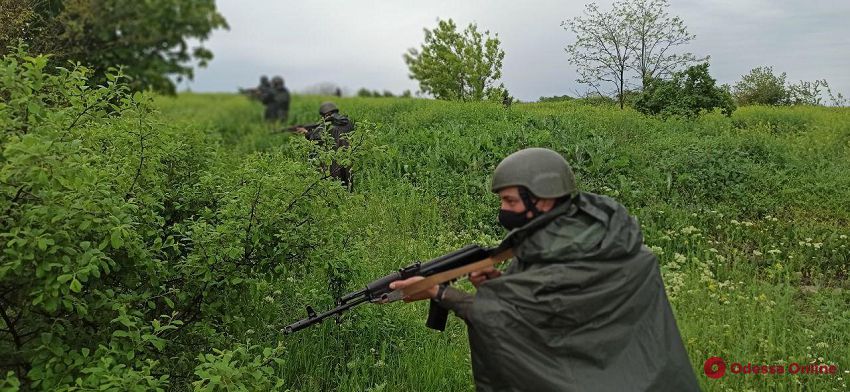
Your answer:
319,101 -> 339,116
491,148 -> 578,199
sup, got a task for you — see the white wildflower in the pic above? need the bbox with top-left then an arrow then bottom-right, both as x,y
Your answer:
681,226 -> 699,235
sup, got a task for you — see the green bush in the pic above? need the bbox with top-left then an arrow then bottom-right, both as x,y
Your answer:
0,48 -> 360,391
635,63 -> 736,118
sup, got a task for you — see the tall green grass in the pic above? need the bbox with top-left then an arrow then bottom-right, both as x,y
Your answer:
155,94 -> 849,391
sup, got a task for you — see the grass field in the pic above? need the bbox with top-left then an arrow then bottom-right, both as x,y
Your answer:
152,93 -> 849,391
3,63 -> 848,390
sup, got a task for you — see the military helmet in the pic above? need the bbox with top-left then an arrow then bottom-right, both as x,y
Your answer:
271,76 -> 284,87
319,101 -> 339,116
260,75 -> 269,84
491,148 -> 577,198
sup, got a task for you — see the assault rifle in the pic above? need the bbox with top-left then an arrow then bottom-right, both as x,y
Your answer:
238,87 -> 263,100
284,123 -> 320,133
283,244 -> 514,334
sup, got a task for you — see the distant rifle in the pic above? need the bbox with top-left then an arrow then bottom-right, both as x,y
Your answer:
238,87 -> 264,100
283,244 -> 513,334
283,123 -> 320,133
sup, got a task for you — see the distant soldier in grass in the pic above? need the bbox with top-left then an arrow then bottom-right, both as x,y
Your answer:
502,89 -> 512,108
256,75 -> 271,100
261,76 -> 290,122
294,102 -> 354,191
240,75 -> 270,101
390,148 -> 699,391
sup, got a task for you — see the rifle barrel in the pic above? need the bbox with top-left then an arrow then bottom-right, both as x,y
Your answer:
283,295 -> 369,334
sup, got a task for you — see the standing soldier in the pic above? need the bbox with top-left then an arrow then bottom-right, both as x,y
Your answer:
295,102 -> 354,191
261,76 -> 291,122
390,148 -> 700,391
257,75 -> 270,99
501,89 -> 512,108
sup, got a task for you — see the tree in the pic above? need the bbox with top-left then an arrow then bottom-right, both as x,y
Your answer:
404,19 -> 506,101
564,2 -> 634,109
0,0 -> 228,94
635,63 -> 735,117
625,0 -> 702,89
787,79 -> 846,106
564,0 -> 701,108
733,66 -> 788,106
733,66 -> 847,107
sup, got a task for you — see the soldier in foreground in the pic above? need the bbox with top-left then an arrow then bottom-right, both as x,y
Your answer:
293,102 -> 354,190
261,76 -> 290,122
390,148 -> 699,391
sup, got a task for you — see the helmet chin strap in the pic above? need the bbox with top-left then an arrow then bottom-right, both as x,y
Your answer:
518,187 -> 541,216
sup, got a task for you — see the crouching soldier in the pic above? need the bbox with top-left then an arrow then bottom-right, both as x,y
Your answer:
295,102 -> 354,191
391,148 -> 699,391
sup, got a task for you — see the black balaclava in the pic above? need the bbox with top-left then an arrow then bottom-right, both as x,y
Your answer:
498,187 -> 540,230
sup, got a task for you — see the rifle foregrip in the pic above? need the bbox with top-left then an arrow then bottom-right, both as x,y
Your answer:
426,299 -> 449,331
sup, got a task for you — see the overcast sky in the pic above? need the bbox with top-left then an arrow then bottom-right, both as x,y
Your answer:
184,0 -> 850,102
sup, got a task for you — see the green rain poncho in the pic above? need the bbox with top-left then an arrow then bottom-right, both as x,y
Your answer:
456,192 -> 699,391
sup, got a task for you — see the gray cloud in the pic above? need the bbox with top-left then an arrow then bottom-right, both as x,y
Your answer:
185,0 -> 850,102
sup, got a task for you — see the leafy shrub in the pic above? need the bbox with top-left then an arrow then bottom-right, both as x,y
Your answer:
635,63 -> 736,118
0,47 -> 359,391
733,66 -> 788,106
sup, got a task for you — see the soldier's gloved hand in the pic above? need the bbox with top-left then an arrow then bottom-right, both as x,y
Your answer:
469,267 -> 501,288
389,277 -> 438,303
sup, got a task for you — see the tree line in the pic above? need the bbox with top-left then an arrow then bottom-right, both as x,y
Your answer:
1,1 -> 843,114
404,0 -> 845,115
